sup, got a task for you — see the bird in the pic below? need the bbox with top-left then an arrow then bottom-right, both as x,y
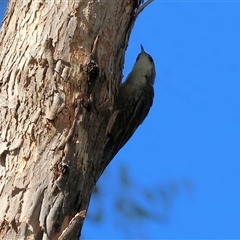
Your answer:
102,45 -> 156,167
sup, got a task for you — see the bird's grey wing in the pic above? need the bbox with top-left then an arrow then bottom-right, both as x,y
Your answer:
118,84 -> 154,150
103,84 -> 154,162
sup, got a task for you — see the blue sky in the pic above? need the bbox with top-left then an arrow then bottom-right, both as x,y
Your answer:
1,1 -> 240,239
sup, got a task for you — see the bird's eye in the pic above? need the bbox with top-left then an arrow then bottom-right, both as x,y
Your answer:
148,55 -> 154,63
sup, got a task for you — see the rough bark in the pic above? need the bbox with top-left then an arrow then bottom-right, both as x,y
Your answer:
0,0 -> 152,239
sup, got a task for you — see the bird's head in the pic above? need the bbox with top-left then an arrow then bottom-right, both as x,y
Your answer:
132,45 -> 156,85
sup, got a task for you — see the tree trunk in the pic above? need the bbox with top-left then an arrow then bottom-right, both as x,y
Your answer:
0,0 -> 152,239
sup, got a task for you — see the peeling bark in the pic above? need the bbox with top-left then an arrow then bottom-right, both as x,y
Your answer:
0,0 -> 153,239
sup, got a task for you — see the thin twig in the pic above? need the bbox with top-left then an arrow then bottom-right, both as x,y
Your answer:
134,0 -> 154,18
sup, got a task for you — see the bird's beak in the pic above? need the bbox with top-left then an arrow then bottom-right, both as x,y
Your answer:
140,45 -> 144,53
